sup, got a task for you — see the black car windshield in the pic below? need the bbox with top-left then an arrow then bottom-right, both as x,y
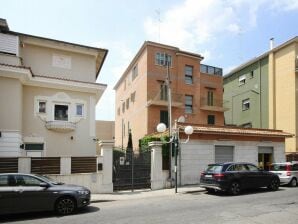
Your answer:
206,164 -> 223,173
35,174 -> 63,185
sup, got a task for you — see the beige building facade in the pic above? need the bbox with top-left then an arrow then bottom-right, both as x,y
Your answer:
0,19 -> 108,157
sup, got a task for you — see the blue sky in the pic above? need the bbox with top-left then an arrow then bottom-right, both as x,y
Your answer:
1,0 -> 298,121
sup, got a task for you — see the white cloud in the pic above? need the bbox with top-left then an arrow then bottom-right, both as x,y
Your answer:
144,0 -> 298,53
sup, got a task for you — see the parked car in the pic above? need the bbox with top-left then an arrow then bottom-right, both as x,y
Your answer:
0,173 -> 90,215
269,162 -> 298,187
200,162 -> 280,195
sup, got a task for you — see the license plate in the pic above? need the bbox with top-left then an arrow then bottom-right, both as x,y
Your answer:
205,175 -> 212,178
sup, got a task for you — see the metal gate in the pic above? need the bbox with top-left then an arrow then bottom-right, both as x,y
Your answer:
113,149 -> 151,191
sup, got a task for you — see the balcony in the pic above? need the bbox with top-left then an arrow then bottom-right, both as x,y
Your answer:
200,64 -> 223,76
147,93 -> 184,107
200,97 -> 229,112
45,121 -> 76,132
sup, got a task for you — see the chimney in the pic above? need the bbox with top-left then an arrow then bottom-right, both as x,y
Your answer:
270,38 -> 274,50
0,18 -> 10,32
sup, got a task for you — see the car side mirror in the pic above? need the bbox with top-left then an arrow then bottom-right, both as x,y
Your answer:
39,182 -> 49,188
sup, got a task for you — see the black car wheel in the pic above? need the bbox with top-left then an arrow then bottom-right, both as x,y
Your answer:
289,178 -> 297,187
267,178 -> 280,191
205,188 -> 215,194
55,197 -> 76,215
229,182 -> 241,195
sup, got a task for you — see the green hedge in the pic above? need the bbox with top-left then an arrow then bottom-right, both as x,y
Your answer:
139,135 -> 170,158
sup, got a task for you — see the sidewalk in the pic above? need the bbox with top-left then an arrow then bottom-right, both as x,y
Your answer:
91,185 -> 205,203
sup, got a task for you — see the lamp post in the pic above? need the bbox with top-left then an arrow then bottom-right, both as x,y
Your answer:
157,120 -> 193,193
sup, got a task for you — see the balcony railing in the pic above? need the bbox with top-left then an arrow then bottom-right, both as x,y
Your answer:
45,121 -> 76,132
200,64 -> 223,76
147,93 -> 184,107
200,97 -> 229,112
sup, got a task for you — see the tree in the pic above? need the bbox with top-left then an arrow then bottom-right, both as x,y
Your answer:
126,129 -> 133,158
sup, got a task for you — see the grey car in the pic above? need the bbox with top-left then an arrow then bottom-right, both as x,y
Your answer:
0,173 -> 90,215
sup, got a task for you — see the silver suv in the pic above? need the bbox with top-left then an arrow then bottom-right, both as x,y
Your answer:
270,162 -> 298,187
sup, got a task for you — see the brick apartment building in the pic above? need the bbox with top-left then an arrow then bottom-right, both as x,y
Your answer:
114,41 -> 225,148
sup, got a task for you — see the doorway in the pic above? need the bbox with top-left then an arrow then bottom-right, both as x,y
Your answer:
258,147 -> 273,171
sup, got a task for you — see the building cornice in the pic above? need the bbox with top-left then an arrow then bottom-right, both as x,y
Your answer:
113,41 -> 204,90
5,30 -> 108,79
0,63 -> 107,101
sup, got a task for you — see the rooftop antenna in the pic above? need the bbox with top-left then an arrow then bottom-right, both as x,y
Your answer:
155,9 -> 161,43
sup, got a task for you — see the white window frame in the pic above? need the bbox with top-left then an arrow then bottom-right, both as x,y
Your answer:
242,99 -> 250,111
239,75 -> 246,86
38,101 -> 46,113
76,104 -> 84,117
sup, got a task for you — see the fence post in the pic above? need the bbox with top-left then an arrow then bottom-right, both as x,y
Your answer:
18,157 -> 31,174
98,140 -> 114,192
60,156 -> 71,175
149,141 -> 164,190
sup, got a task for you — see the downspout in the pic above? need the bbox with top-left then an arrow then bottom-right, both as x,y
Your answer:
259,59 -> 262,128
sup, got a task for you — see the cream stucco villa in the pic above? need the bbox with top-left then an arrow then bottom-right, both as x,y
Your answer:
0,19 -> 108,157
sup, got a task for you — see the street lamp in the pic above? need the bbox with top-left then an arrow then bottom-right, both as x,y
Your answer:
157,119 -> 193,193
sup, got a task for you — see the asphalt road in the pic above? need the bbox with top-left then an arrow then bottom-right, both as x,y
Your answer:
1,187 -> 298,224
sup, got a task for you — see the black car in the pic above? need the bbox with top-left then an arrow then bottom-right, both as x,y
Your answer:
0,173 -> 90,215
200,162 -> 280,195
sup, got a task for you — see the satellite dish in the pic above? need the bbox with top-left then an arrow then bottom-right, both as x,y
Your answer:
177,116 -> 185,123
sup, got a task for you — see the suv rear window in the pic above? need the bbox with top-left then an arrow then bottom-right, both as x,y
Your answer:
206,164 -> 223,173
270,164 -> 290,171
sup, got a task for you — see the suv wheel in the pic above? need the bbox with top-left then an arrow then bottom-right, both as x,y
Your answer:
268,178 -> 279,191
205,188 -> 215,194
289,178 -> 297,187
55,197 -> 76,215
229,182 -> 241,195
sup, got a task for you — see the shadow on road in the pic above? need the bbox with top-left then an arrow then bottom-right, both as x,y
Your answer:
0,206 -> 99,223
202,187 -> 286,197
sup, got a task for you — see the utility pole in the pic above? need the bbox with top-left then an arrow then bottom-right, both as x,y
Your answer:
165,54 -> 172,182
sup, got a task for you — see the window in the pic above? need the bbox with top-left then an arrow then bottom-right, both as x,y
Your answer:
160,110 -> 168,127
126,98 -> 129,110
25,143 -> 44,151
0,175 -> 8,186
160,84 -> 168,100
15,175 -> 42,186
185,65 -> 193,84
76,104 -> 83,116
54,105 -> 68,121
131,92 -> 136,102
185,95 -> 193,114
242,99 -> 250,111
246,164 -> 258,171
207,91 -> 214,106
38,101 -> 46,113
207,115 -> 215,125
117,107 -> 120,116
132,64 -> 138,81
200,64 -> 208,73
122,102 -> 125,113
155,52 -> 172,66
250,71 -> 254,78
239,75 -> 246,85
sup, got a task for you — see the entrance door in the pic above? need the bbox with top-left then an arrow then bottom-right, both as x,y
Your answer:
258,147 -> 273,171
